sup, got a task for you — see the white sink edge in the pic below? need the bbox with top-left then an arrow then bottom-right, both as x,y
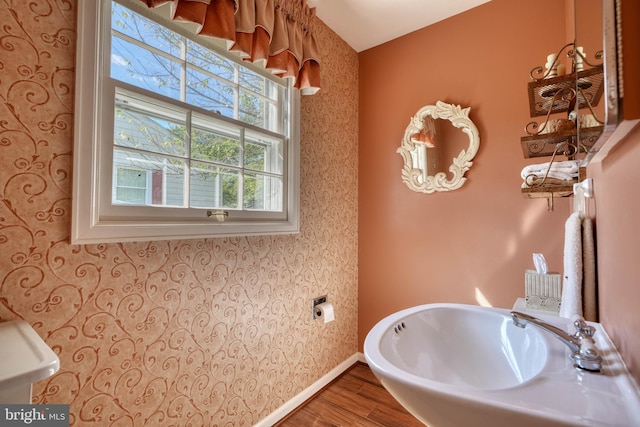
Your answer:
592,324 -> 640,421
0,320 -> 60,388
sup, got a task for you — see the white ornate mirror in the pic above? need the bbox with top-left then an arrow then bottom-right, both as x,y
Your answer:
397,101 -> 480,193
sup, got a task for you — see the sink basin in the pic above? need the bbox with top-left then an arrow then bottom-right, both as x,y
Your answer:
372,304 -> 548,390
364,303 -> 640,427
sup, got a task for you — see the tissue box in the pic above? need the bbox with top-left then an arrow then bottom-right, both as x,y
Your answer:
525,270 -> 561,312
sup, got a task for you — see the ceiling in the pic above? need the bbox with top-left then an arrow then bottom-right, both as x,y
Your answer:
308,0 -> 492,52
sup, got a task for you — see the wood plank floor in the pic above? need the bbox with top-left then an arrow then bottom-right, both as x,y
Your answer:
275,363 -> 424,427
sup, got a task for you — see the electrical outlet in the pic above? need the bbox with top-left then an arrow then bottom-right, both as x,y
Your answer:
312,295 -> 327,319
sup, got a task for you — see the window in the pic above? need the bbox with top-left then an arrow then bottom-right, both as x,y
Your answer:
72,0 -> 300,244
114,167 -> 150,204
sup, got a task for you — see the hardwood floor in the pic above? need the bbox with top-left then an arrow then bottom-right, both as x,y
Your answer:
275,362 -> 424,427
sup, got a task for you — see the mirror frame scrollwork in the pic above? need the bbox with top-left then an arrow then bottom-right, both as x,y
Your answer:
397,101 -> 480,193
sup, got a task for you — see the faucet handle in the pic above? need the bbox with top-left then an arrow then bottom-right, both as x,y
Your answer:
573,318 -> 596,339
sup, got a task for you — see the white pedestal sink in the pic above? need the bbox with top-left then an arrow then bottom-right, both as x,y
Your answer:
364,303 -> 640,427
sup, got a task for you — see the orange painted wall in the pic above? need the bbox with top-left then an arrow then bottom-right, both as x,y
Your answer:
358,0 -> 573,348
588,1 -> 640,385
589,126 -> 640,384
358,0 -> 640,386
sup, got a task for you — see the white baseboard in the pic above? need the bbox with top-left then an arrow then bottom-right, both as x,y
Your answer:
254,352 -> 365,426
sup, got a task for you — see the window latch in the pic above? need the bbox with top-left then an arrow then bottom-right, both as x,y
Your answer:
207,210 -> 228,222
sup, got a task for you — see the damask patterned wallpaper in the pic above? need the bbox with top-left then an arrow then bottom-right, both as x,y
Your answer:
0,1 -> 358,425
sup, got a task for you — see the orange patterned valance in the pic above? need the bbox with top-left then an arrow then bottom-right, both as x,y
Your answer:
138,0 -> 321,95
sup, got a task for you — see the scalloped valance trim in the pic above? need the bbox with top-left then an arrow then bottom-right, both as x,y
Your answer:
138,0 -> 321,95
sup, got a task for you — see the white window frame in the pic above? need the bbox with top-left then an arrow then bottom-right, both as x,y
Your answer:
72,0 -> 300,244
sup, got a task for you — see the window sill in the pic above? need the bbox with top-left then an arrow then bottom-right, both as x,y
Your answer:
70,216 -> 300,244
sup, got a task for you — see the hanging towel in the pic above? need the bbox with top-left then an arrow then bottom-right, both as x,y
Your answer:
559,212 -> 583,318
582,217 -> 597,321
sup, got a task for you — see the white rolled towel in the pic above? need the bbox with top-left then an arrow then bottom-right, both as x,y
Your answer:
521,160 -> 579,181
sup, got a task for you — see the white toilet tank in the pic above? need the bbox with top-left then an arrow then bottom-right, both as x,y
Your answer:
0,320 -> 60,404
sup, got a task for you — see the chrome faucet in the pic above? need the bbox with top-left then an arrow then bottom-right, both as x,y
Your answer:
510,311 -> 602,372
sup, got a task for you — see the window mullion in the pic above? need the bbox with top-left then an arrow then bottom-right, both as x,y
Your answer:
180,38 -> 187,102
238,127 -> 246,211
234,64 -> 240,120
185,110 -> 192,208
182,38 -> 191,208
